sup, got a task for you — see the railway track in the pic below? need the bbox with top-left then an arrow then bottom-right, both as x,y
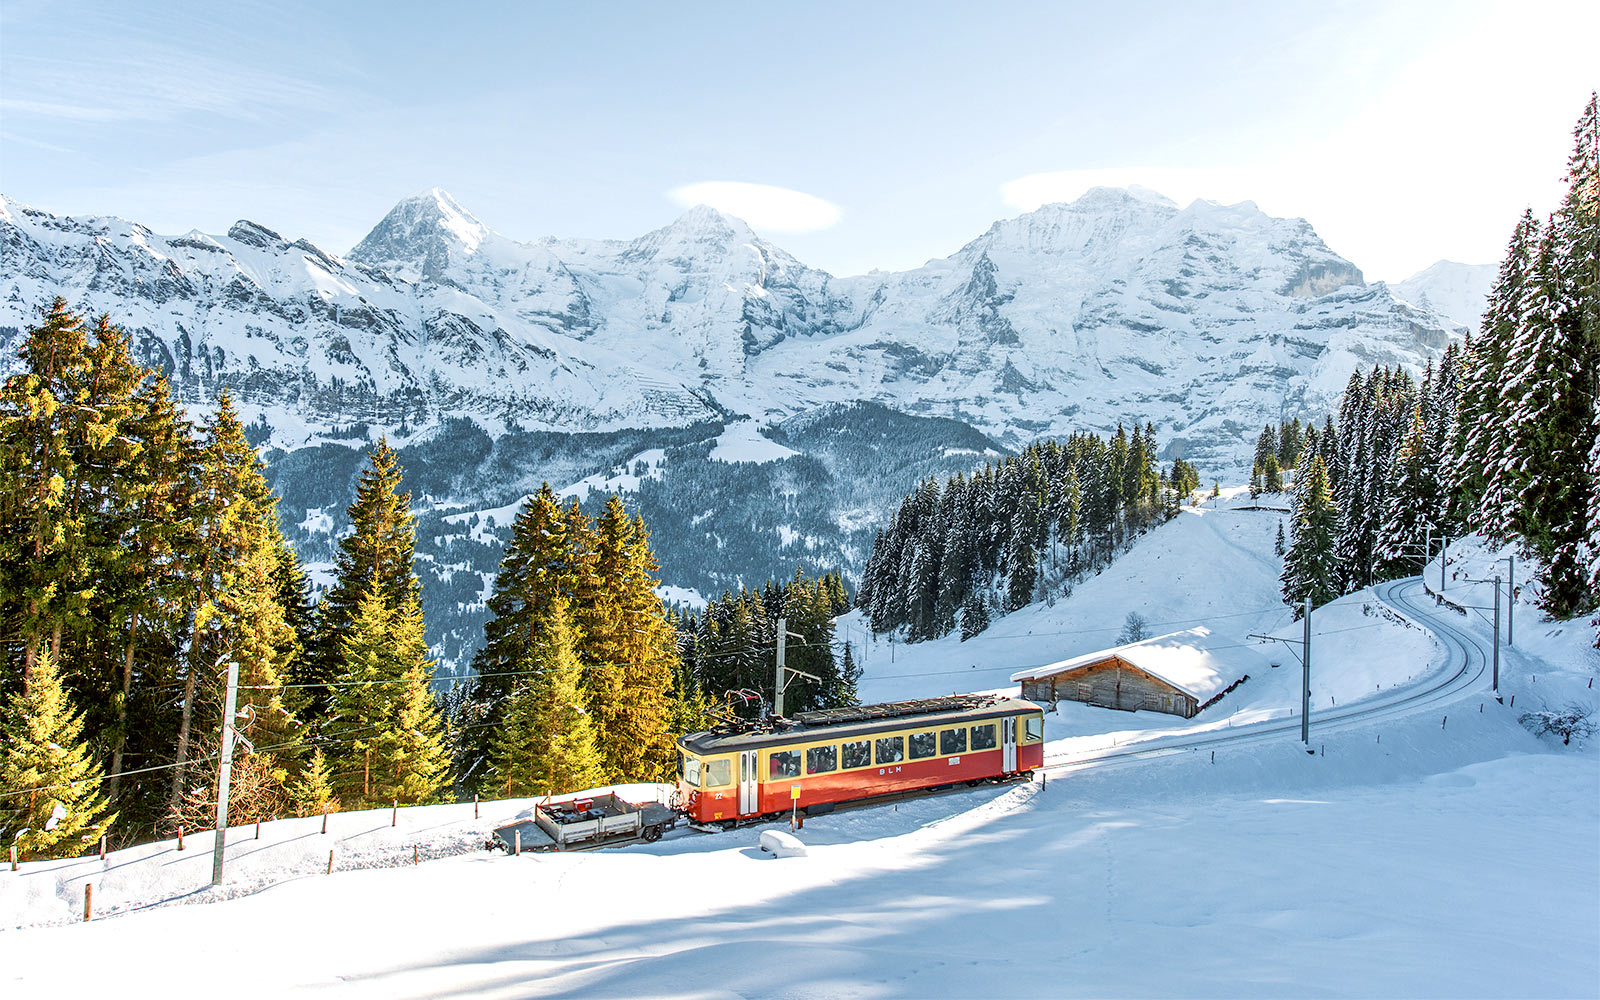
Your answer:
1037,576 -> 1492,775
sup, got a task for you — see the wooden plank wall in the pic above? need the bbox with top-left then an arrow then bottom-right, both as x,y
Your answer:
1021,657 -> 1197,718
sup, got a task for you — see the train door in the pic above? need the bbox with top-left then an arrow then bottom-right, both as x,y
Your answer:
1002,717 -> 1017,772
738,749 -> 759,815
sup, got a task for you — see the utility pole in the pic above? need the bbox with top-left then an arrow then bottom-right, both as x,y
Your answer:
211,660 -> 240,887
773,616 -> 818,719
1492,576 -> 1501,697
1302,597 -> 1311,749
1247,598 -> 1312,752
1440,536 -> 1448,592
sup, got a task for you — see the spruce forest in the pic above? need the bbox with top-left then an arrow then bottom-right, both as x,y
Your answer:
857,422 -> 1203,642
0,313 -> 863,858
1281,96 -> 1599,627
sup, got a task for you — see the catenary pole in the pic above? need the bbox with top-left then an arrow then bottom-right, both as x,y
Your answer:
1302,598 -> 1311,749
775,616 -> 787,719
1493,576 -> 1501,696
211,660 -> 240,887
1507,555 -> 1514,646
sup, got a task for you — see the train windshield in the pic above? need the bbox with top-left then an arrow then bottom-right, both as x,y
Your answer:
683,755 -> 703,786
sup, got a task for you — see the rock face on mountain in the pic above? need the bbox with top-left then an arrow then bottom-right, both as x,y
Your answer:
2,186 -> 1459,470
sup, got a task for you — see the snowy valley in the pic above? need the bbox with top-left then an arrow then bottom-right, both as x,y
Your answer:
3,492 -> 1593,998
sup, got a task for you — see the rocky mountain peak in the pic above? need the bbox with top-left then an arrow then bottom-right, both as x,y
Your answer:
347,188 -> 491,279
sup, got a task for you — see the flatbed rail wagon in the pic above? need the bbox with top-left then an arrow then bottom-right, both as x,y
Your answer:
492,792 -> 678,853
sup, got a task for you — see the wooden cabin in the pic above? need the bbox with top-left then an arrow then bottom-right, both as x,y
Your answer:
1009,627 -> 1261,719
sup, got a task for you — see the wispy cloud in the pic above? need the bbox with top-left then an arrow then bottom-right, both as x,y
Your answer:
1,40 -> 333,125
669,181 -> 840,233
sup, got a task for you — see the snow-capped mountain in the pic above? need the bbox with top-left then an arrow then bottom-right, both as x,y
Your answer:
1,186 -> 1458,468
0,187 -> 1466,672
1390,259 -> 1495,333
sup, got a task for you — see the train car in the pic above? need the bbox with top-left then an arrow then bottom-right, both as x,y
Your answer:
675,695 -> 1045,825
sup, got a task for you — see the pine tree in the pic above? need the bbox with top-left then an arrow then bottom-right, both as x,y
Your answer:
1263,454 -> 1284,494
328,584 -> 450,807
0,653 -> 116,860
960,589 -> 990,640
580,497 -> 680,782
835,642 -> 862,707
0,299 -> 93,693
1281,456 -> 1341,613
1274,521 -> 1286,557
490,598 -> 605,797
291,748 -> 339,817
322,444 -> 447,807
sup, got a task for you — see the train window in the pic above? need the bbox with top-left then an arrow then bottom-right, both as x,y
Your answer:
1025,716 -> 1044,742
971,724 -> 997,750
875,736 -> 904,764
940,727 -> 967,755
842,740 -> 871,769
704,759 -> 732,787
770,750 -> 801,778
683,755 -> 703,787
806,745 -> 837,774
677,752 -> 685,778
909,731 -> 936,759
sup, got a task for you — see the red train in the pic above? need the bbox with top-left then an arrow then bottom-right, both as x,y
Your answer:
675,695 -> 1045,825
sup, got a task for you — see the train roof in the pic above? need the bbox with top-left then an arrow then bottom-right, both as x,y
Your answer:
677,694 -> 1042,754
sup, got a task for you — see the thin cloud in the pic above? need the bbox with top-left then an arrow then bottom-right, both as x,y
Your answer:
669,181 -> 840,233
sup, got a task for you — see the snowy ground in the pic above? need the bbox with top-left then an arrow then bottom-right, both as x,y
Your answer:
2,502 -> 1595,997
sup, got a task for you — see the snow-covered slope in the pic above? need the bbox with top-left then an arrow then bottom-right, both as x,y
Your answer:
1390,259 -> 1495,333
1,187 -> 1461,471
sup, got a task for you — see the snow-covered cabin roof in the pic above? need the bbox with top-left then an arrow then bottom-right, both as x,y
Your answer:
1009,627 -> 1268,701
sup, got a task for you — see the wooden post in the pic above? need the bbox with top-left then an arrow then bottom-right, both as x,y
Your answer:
514,830 -> 521,856
327,850 -> 334,875
83,883 -> 92,922
255,819 -> 261,840
99,836 -> 107,861
474,794 -> 479,820
364,750 -> 371,798
391,800 -> 398,827
321,808 -> 328,835
9,846 -> 16,871
413,845 -> 419,865
176,827 -> 184,851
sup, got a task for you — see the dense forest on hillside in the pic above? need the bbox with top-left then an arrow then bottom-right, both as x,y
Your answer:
0,315 -> 743,856
857,421 -> 1203,643
1282,95 -> 1599,632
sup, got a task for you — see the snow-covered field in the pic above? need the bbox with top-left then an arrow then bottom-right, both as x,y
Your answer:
2,500 -> 1595,998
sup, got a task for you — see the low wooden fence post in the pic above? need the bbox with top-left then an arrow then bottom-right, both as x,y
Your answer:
392,800 -> 398,827
83,883 -> 92,922
9,846 -> 16,871
327,850 -> 334,875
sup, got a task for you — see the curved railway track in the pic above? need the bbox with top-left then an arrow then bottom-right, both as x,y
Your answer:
1037,576 -> 1492,775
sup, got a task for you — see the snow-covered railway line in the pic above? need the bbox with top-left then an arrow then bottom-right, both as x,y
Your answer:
1036,576 -> 1491,775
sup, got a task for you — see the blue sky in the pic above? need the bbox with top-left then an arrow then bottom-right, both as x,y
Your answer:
1,1 -> 1595,280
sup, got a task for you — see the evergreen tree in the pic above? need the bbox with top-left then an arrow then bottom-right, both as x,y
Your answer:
489,598 -> 605,797
327,584 -> 450,806
1281,456 -> 1341,613
1263,454 -> 1284,493
960,588 -> 990,641
0,653 -> 116,860
291,747 -> 339,817
1274,521 -> 1286,557
581,497 -> 680,782
322,444 -> 447,807
835,641 -> 862,707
